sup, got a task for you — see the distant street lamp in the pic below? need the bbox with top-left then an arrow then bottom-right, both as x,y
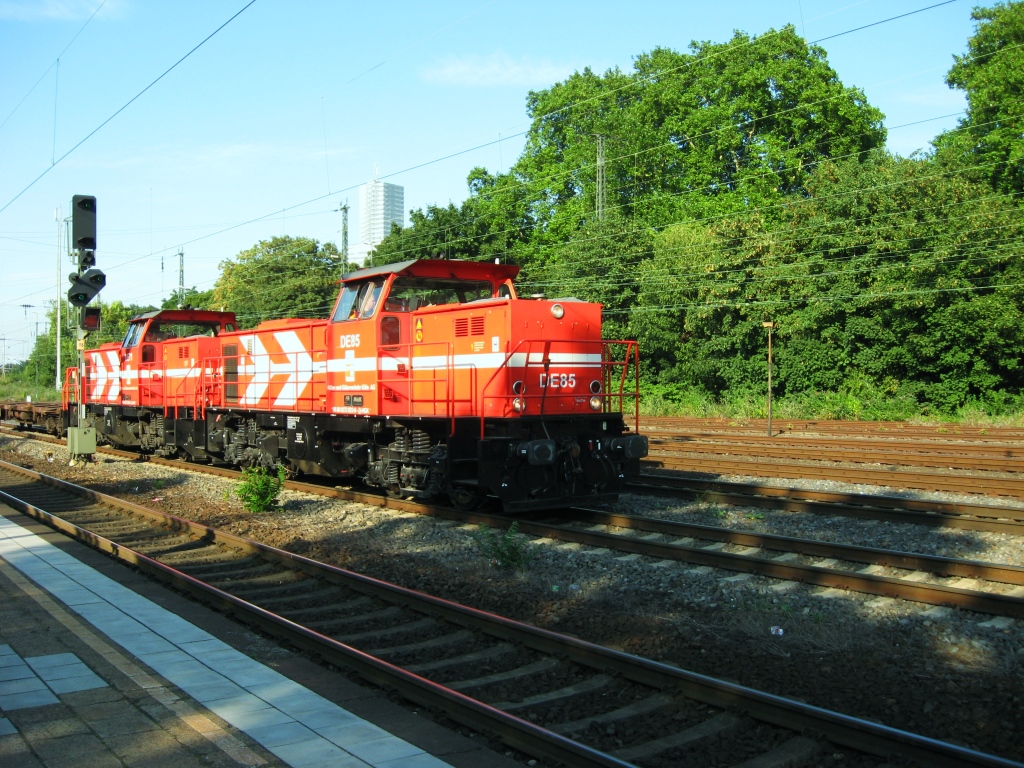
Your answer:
762,322 -> 776,436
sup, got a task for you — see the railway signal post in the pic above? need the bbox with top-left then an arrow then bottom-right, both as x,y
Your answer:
66,194 -> 103,462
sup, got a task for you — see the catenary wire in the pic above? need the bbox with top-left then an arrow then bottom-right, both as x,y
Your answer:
0,0 -> 258,217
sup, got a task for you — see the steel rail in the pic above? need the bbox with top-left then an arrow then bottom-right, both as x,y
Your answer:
477,515 -> 1024,618
631,474 -> 1024,534
0,462 -> 631,768
642,454 -> 1024,498
554,507 -> 1024,586
0,460 -> 1018,768
646,429 -> 1024,455
642,417 -> 1024,439
647,437 -> 1024,471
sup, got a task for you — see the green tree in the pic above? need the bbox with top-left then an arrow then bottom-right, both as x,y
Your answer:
376,27 -> 885,279
5,299 -> 157,400
518,213 -> 653,341
648,154 -> 1024,413
509,26 -> 884,270
371,167 -> 531,265
211,236 -> 346,328
934,1 -> 1024,194
161,286 -> 215,310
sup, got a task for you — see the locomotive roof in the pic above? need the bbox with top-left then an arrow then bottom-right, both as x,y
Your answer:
341,258 -> 520,284
131,309 -> 238,323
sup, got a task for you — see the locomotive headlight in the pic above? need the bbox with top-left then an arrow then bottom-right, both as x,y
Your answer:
590,380 -> 602,394
512,380 -> 525,395
551,303 -> 565,319
589,395 -> 602,411
513,397 -> 526,413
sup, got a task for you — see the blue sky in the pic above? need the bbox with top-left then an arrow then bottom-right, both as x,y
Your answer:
0,0 -> 979,365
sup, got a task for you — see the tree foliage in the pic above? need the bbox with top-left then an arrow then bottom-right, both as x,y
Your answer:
211,236 -> 347,328
934,1 -> 1024,195
636,155 -> 1024,412
161,286 -> 214,310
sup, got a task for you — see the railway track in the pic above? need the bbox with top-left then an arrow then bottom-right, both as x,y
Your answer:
642,453 -> 1024,499
642,417 -> 1024,439
646,433 -> 1024,472
5,427 -> 1024,616
0,459 -> 1018,768
631,473 -> 1024,535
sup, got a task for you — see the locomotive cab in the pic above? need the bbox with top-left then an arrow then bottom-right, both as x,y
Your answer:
76,308 -> 237,452
120,310 -> 238,409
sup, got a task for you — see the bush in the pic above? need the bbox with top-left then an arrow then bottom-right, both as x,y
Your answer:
229,465 -> 287,513
472,521 -> 536,571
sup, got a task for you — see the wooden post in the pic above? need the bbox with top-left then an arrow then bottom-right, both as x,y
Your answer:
762,322 -> 775,437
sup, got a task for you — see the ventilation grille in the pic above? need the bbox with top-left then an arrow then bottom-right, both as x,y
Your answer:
455,317 -> 485,337
222,344 -> 239,403
177,346 -> 188,359
223,345 -> 238,383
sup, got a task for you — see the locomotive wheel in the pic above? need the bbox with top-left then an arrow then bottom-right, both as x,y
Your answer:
449,486 -> 486,511
385,484 -> 405,500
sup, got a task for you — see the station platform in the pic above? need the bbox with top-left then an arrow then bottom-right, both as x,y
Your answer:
0,505 -> 519,768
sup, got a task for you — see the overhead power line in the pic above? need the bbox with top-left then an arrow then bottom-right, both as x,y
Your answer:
0,0 -> 258,218
0,0 -> 108,134
109,0 -> 960,272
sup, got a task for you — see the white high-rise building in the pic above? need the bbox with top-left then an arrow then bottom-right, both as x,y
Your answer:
359,178 -> 404,250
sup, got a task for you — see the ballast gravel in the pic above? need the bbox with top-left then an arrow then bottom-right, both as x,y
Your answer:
1,433 -> 1022,764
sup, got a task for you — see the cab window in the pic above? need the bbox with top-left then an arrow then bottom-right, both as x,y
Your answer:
332,279 -> 385,322
123,322 -> 145,348
383,277 -> 494,311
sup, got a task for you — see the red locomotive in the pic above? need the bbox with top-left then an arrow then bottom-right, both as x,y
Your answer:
62,259 -> 647,511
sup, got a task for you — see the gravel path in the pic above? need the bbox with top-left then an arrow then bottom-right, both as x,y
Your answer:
2,433 -> 1022,763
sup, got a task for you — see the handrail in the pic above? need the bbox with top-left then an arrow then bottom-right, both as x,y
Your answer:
479,339 -> 640,437
135,362 -> 163,410
376,341 -> 460,434
61,367 -> 79,411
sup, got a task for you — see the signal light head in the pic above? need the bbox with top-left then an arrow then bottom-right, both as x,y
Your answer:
80,250 -> 96,268
81,307 -> 102,332
71,194 -> 96,251
67,267 -> 106,307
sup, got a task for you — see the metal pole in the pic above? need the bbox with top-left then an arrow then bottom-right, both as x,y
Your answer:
55,208 -> 62,390
340,199 -> 349,264
762,322 -> 775,437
